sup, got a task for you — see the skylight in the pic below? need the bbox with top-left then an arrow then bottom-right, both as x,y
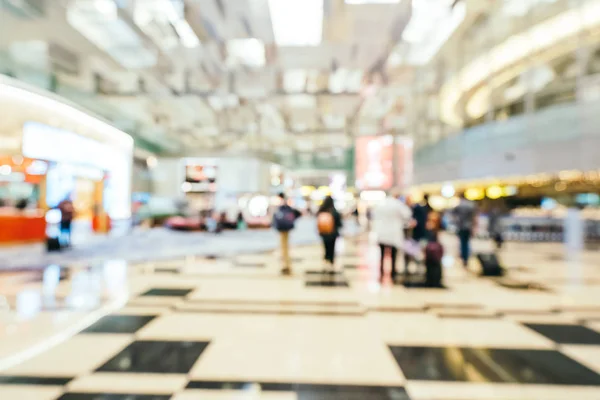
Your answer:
133,0 -> 199,50
402,0 -> 466,65
227,38 -> 266,68
345,0 -> 400,3
268,0 -> 324,46
67,0 -> 158,69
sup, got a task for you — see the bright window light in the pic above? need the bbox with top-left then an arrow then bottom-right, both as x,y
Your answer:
403,0 -> 465,64
328,68 -> 349,94
227,38 -> 266,68
345,0 -> 400,3
268,0 -> 323,46
283,70 -> 308,93
133,0 -> 199,49
67,0 -> 157,68
173,20 -> 200,48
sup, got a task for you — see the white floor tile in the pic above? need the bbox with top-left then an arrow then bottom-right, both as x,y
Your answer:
369,313 -> 555,349
0,385 -> 63,400
3,334 -> 132,376
189,315 -> 404,385
407,381 -> 600,400
173,390 -> 298,400
67,372 -> 187,394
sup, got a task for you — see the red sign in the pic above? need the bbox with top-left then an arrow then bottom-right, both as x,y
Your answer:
355,136 -> 394,190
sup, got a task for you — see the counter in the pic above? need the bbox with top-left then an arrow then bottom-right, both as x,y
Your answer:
0,210 -> 46,245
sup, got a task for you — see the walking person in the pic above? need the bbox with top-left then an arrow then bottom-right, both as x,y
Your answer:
488,206 -> 504,250
272,193 -> 301,275
412,194 -> 432,242
372,190 -> 413,281
58,196 -> 74,248
317,196 -> 343,270
452,192 -> 478,267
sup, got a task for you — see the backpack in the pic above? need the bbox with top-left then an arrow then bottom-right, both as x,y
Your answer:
317,212 -> 335,235
425,241 -> 444,264
273,207 -> 296,232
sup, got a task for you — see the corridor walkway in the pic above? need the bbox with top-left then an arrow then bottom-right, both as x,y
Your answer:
0,234 -> 600,399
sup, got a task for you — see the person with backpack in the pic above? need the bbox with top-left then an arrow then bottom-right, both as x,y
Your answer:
317,196 -> 343,270
272,193 -> 301,275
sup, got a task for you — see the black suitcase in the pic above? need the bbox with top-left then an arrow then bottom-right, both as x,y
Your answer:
477,253 -> 504,276
425,260 -> 443,287
46,237 -> 61,252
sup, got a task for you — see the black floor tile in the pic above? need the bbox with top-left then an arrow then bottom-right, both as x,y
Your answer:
0,376 -> 73,385
140,288 -> 193,297
96,340 -> 209,373
305,270 -> 344,275
57,394 -> 171,400
186,380 -> 294,391
389,346 -> 600,385
399,281 -> 447,289
82,315 -> 156,334
425,303 -> 482,310
154,268 -> 179,274
235,262 -> 265,268
524,323 -> 600,345
495,280 -> 552,292
305,280 -> 349,288
185,381 -> 410,399
296,384 -> 411,400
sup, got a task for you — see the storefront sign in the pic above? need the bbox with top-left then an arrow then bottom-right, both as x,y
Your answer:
355,136 -> 394,190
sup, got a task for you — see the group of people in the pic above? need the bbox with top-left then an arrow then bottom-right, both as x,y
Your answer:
272,191 -> 480,283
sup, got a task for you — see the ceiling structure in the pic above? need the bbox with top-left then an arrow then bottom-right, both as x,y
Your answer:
0,0 -> 467,159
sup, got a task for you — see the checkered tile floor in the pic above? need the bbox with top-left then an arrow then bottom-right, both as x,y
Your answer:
1,234 -> 600,399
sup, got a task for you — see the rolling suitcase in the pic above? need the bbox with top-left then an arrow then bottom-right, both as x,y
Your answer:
477,253 -> 504,276
46,236 -> 61,252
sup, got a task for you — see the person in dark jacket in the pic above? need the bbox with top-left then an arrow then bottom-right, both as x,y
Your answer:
317,196 -> 343,269
412,194 -> 432,242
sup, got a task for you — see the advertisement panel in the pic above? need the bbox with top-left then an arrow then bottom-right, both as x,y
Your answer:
355,135 -> 394,190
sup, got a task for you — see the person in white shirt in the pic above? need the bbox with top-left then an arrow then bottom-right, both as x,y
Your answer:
372,190 -> 413,281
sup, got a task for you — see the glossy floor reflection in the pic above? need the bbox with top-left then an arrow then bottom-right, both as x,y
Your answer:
389,346 -> 600,385
97,341 -> 210,374
1,233 -> 600,399
523,323 -> 600,345
82,315 -> 156,334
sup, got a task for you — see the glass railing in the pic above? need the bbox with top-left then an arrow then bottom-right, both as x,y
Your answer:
460,0 -> 573,69
415,100 -> 598,167
0,50 -> 169,154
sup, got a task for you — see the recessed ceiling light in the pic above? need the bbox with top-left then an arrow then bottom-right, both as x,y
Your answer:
268,0 -> 323,46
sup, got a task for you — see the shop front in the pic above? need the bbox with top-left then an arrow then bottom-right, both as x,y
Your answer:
0,78 -> 133,245
0,156 -> 46,244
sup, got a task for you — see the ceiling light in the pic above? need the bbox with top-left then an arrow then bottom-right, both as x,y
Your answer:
403,0 -> 465,65
268,0 -> 323,46
227,38 -> 266,68
173,20 -> 200,48
328,68 -> 349,94
345,0 -> 400,3
284,70 -> 308,93
133,0 -> 199,50
67,0 -> 157,69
